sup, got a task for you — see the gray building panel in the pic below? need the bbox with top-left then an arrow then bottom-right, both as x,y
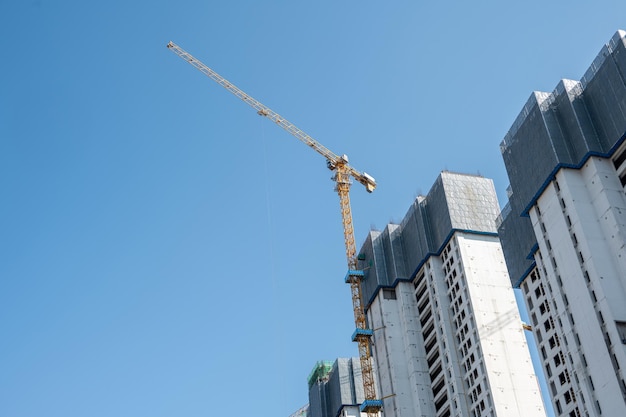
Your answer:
360,231 -> 386,310
552,82 -> 587,160
359,172 -> 501,305
497,194 -> 537,285
582,47 -> 626,149
326,360 -> 346,417
308,381 -> 330,417
613,31 -> 626,82
351,359 -> 365,402
380,226 -> 397,284
442,172 -> 500,233
382,224 -> 407,282
498,30 -> 626,286
423,175 -> 453,252
398,198 -> 432,273
501,93 -> 561,217
554,80 -> 601,159
326,358 -> 363,417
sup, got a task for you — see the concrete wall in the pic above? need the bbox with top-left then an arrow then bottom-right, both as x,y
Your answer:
526,159 -> 626,416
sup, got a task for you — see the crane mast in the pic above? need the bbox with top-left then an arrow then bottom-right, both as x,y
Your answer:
167,41 -> 382,416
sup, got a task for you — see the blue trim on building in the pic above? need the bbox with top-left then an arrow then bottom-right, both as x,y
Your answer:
363,229 -> 499,312
513,262 -> 537,289
519,133 -> 626,217
527,243 -> 539,260
509,243 -> 540,288
405,228 -> 499,284
332,404 -> 360,417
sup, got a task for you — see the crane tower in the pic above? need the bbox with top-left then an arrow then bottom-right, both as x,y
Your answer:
167,41 -> 382,416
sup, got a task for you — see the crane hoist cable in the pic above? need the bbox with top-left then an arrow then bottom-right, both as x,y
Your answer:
167,41 -> 382,416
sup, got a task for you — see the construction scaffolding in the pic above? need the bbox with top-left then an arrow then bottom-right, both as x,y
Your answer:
307,361 -> 335,390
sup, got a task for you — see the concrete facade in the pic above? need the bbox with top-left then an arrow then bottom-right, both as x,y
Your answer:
498,30 -> 626,416
358,172 -> 546,417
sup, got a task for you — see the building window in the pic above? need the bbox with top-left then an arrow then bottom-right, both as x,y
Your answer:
544,319 -> 552,332
613,146 -> 626,169
617,321 -> 626,344
555,399 -> 562,414
549,336 -> 557,349
383,288 -> 397,300
536,287 -> 543,299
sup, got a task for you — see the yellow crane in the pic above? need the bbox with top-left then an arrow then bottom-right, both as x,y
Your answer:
167,41 -> 382,415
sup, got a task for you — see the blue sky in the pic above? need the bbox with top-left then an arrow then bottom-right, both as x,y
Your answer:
1,2 -> 624,416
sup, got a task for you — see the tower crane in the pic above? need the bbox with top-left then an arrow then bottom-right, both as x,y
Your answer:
167,41 -> 383,415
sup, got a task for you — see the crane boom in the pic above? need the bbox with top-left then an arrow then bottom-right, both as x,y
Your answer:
167,41 -> 382,416
166,42 -> 376,194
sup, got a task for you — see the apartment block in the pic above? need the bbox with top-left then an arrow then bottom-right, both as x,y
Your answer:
498,30 -> 626,417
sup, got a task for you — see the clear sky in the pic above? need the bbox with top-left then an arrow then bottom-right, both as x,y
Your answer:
1,2 -> 625,417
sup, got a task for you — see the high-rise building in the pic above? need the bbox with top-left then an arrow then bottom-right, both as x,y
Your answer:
357,171 -> 546,417
307,358 -> 377,417
498,30 -> 626,417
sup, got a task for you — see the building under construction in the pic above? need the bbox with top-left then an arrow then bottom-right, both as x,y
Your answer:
498,29 -> 626,417
307,358 -> 371,417
169,27 -> 626,417
356,172 -> 546,417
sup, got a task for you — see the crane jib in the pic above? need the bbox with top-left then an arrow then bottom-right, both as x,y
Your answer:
166,41 -> 376,192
